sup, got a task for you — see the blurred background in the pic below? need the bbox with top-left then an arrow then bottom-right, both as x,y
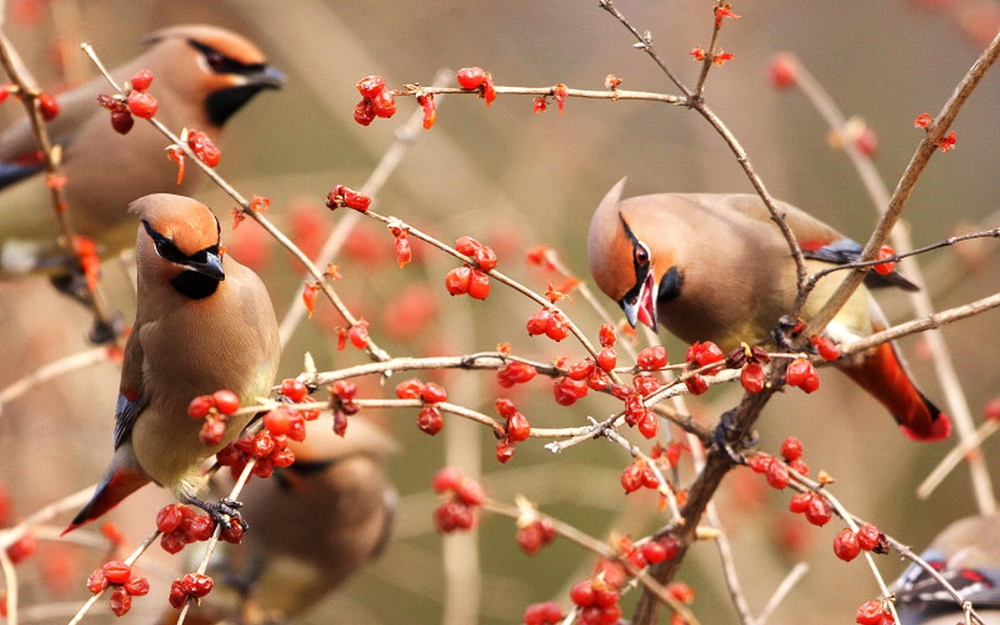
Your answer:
1,1 -> 999,624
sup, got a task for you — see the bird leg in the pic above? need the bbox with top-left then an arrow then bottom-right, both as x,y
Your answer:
187,496 -> 249,533
771,315 -> 804,351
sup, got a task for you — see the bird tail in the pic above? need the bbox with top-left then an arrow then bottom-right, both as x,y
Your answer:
838,341 -> 951,442
62,463 -> 150,535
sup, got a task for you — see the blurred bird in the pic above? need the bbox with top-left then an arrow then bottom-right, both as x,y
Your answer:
212,417 -> 397,619
587,179 -> 951,441
64,194 -> 280,532
895,514 -> 1000,625
0,24 -> 283,293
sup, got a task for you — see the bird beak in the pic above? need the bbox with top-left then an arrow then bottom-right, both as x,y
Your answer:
249,65 -> 286,89
187,250 -> 225,281
621,270 -> 657,332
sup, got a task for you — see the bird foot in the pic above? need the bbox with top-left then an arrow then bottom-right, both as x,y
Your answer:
711,408 -> 758,464
188,496 -> 249,533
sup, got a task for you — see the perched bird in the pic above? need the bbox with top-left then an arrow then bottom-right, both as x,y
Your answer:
64,194 -> 280,532
0,24 -> 284,290
895,514 -> 1000,625
587,179 -> 951,441
211,417 -> 397,618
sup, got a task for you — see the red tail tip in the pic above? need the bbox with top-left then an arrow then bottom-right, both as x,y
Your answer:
900,413 -> 952,442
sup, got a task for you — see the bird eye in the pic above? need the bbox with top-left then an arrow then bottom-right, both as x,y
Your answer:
205,50 -> 226,71
634,243 -> 650,266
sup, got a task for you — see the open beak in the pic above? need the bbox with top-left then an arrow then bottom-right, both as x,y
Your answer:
187,251 -> 225,282
621,269 -> 657,332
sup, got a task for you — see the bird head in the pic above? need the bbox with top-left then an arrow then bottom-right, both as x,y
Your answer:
145,25 -> 285,127
588,178 -> 678,332
131,194 -> 226,299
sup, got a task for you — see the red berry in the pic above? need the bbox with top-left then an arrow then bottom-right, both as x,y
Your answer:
168,580 -> 187,609
445,265 -> 472,296
101,560 -> 131,585
395,378 -> 425,399
156,504 -> 186,533
432,467 -> 462,493
467,269 -> 491,300
788,491 -> 814,514
765,460 -> 790,490
474,246 -> 497,272
833,528 -> 861,562
212,389 -> 240,415
684,374 -> 709,395
456,67 -> 486,90
455,477 -> 485,506
187,129 -> 221,167
621,463 -> 643,493
985,396 -> 1000,421
187,395 -> 213,419
199,415 -> 226,446
524,601 -> 563,625
495,438 -> 516,463
349,323 -> 370,349
687,341 -> 725,371
130,69 -> 153,91
356,75 -> 386,99
636,345 -> 668,370
598,323 -> 617,348
785,358 -> 812,387
421,382 -> 448,404
781,437 -> 804,462
454,235 -> 482,256
804,495 -> 833,526
799,368 -> 820,393
354,99 -> 375,126
747,455 -> 772,473
856,523 -> 883,552
544,311 -> 570,341
873,244 -> 896,276
637,412 -> 658,439
507,411 -> 531,442
597,347 -> 617,372
767,53 -> 798,89
525,308 -> 551,335
280,378 -> 308,402
641,541 -> 668,564
788,458 -> 809,476
182,573 -> 214,598
497,361 -> 537,387
188,515 -> 215,542
86,569 -> 108,594
570,581 -> 595,608
371,89 -> 396,118
127,90 -> 157,118
741,361 -> 766,393
109,586 -> 132,616
110,109 -> 134,134
855,599 -> 886,625
417,405 -> 444,434
553,377 -> 589,406
37,92 -> 60,121
123,574 -> 150,596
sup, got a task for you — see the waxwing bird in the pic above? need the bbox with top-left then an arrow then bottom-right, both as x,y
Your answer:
64,194 -> 281,532
587,179 -> 951,442
209,417 -> 397,618
0,24 -> 284,290
895,514 -> 1000,625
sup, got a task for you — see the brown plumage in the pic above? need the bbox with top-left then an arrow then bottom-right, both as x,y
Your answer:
215,417 -> 397,617
0,24 -> 283,282
587,179 -> 950,441
65,193 -> 280,531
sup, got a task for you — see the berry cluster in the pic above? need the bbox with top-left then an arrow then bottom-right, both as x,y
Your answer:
833,523 -> 887,562
786,358 -> 820,393
494,398 -> 531,463
444,236 -> 497,300
683,340 -> 726,395
432,468 -> 484,533
396,378 -> 448,435
168,572 -> 214,609
155,504 -> 216,554
216,428 -> 296,481
569,575 -> 622,625
85,560 -> 149,617
186,390 -> 241,446
97,69 -> 157,135
329,379 -> 360,436
354,75 -> 396,125
747,437 -> 810,492
526,307 -> 570,341
455,67 -> 496,106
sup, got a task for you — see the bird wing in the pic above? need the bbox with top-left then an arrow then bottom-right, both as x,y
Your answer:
114,321 -> 148,450
801,236 -> 919,291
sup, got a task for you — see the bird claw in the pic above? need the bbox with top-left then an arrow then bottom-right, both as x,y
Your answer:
189,496 -> 249,533
771,315 -> 801,350
711,408 -> 758,464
